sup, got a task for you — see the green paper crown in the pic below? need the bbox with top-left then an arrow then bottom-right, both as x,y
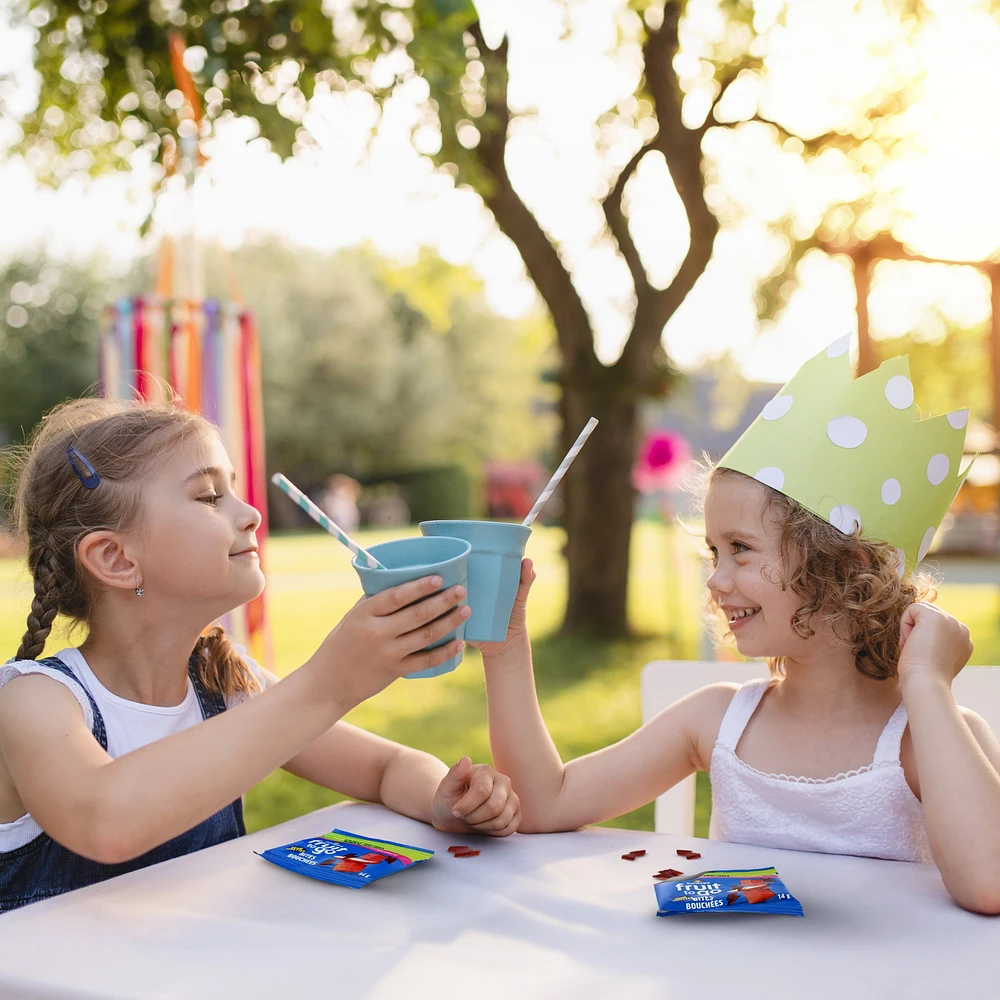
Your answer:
718,335 -> 970,573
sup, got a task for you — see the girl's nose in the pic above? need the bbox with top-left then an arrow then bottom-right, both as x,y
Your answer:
239,498 -> 263,533
707,565 -> 732,598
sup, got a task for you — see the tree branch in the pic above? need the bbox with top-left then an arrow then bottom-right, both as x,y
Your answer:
734,112 -> 851,156
698,63 -> 746,136
602,143 -> 654,301
469,23 -> 598,383
619,4 -> 719,377
819,233 -> 998,270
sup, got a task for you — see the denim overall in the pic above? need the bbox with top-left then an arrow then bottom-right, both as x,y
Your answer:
0,652 -> 245,913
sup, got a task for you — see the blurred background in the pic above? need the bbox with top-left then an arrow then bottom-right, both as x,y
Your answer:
0,0 -> 998,834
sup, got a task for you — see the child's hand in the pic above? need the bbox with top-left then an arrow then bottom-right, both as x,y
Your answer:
468,558 -> 536,658
307,577 -> 470,708
430,757 -> 521,837
897,602 -> 974,688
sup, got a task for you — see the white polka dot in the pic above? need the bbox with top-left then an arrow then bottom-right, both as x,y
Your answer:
917,527 -> 936,562
884,375 -> 914,410
947,409 -> 969,430
881,479 -> 901,505
895,548 -> 906,579
827,415 -> 868,449
829,505 -> 862,535
826,335 -> 851,358
761,395 -> 793,421
926,454 -> 950,486
753,467 -> 785,491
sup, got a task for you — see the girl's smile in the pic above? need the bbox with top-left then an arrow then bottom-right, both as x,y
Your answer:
704,473 -> 811,659
724,606 -> 761,629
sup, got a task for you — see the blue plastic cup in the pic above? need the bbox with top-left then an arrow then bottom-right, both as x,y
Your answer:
419,521 -> 531,643
352,536 -> 472,679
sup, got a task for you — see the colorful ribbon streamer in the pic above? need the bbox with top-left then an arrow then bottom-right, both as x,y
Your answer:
99,297 -> 270,663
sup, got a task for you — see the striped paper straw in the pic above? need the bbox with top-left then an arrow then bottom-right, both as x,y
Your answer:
522,417 -> 599,528
271,473 -> 386,570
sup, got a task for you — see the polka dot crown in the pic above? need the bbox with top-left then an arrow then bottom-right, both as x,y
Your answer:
718,335 -> 970,575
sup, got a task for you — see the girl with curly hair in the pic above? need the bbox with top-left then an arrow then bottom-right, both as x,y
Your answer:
479,342 -> 1000,914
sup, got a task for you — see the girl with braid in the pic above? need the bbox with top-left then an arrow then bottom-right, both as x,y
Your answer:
0,398 -> 519,911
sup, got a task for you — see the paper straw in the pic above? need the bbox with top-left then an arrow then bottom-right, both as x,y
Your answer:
522,417 -> 599,528
271,473 -> 386,570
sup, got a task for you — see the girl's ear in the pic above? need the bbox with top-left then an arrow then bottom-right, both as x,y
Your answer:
76,531 -> 140,593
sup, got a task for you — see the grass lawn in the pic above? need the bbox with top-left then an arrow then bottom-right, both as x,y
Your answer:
1,522 -> 999,839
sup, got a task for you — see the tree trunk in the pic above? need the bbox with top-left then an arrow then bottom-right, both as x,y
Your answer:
560,370 -> 638,636
469,19 -> 711,638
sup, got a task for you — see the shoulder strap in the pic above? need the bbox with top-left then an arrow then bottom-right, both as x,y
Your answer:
872,700 -> 908,766
715,678 -> 771,751
186,649 -> 245,834
187,649 -> 228,721
36,657 -> 108,751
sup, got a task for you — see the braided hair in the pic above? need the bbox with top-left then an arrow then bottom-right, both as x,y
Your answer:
17,518 -> 63,661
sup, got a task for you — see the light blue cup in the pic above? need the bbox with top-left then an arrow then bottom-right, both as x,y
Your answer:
419,521 -> 531,643
352,536 -> 471,679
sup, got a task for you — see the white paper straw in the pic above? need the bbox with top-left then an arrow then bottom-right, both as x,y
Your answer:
522,417 -> 599,528
271,473 -> 386,570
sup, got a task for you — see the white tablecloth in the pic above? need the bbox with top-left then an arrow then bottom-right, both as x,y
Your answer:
0,801 -> 995,999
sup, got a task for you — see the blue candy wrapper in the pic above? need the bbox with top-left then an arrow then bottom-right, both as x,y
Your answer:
256,829 -> 434,889
655,866 -> 804,916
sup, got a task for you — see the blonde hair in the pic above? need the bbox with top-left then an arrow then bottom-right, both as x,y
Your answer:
707,467 -> 936,680
9,397 -> 260,699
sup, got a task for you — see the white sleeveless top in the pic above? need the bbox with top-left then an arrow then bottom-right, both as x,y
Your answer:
709,678 -> 932,863
0,647 -> 265,852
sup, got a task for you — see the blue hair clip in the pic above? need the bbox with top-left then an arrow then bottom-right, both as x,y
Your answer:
67,446 -> 100,490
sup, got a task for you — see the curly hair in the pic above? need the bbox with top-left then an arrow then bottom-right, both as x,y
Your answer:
8,396 -> 260,700
707,467 -> 936,680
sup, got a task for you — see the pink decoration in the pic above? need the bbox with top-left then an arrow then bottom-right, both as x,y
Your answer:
633,430 -> 692,494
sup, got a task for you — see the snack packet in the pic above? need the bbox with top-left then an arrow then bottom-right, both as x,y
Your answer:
655,866 -> 804,916
257,829 -> 434,889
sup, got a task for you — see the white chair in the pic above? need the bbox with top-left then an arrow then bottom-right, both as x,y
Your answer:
641,659 -> 1000,836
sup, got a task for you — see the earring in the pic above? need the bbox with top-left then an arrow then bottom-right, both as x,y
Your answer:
135,577 -> 144,598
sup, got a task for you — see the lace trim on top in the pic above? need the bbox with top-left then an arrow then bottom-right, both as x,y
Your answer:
715,742 -> 901,785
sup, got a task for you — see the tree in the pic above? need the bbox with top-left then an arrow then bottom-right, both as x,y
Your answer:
11,0 -> 931,634
875,320 -> 991,425
0,256 -> 118,446
207,242 -> 553,490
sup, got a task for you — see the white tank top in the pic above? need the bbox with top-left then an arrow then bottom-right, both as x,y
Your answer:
0,647 -> 265,852
709,678 -> 932,863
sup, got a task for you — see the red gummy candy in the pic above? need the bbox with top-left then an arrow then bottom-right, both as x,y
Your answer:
654,868 -> 683,879
453,849 -> 480,858
448,846 -> 469,854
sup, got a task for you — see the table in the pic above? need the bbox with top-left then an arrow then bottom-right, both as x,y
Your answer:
0,801 -> 995,999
